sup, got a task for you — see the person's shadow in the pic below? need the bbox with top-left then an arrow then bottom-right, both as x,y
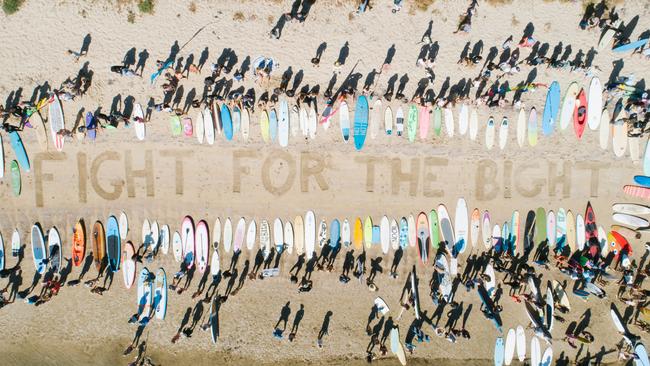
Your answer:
80,33 -> 91,55
336,42 -> 350,66
122,47 -> 137,68
135,49 -> 149,76
275,301 -> 292,332
384,44 -> 396,65
290,304 -> 305,337
198,47 -> 210,71
317,310 -> 333,342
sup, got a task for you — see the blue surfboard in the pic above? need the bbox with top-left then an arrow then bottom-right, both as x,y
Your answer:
372,226 -> 380,245
150,60 -> 173,85
634,175 -> 650,187
106,215 -> 121,272
329,219 -> 340,248
86,112 -> 96,141
269,109 -> 278,142
542,81 -> 560,135
399,217 -> 408,249
9,131 -> 30,172
221,104 -> 233,141
613,38 -> 649,53
353,96 -> 369,151
494,337 -> 505,366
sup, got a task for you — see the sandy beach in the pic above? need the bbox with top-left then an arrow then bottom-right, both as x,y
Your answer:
1,0 -> 650,365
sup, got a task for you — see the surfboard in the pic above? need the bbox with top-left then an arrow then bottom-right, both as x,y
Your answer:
470,208 -> 480,249
437,204 -> 454,254
598,19 -> 622,49
396,106 -> 404,136
71,220 -> 85,267
221,104 -> 233,141
210,246 -> 220,277
195,108 -> 205,144
233,218 -> 245,253
613,203 -> 650,215
329,219 -> 339,249
353,217 -> 363,250
528,107 -> 538,146
260,219 -> 271,259
407,104 -> 418,142
469,107 -> 478,141
630,136 -> 641,162
246,219 -> 256,251
182,117 -> 193,137
341,218 -> 352,248
587,77 -> 602,130
232,106 -> 241,135
576,214 -> 586,251
204,107 -> 215,145
634,343 -> 650,366
599,109 -> 610,150
499,117 -> 509,150
482,210 -> 491,249
47,227 -> 61,273
380,216 -> 390,254
294,216 -> 304,255
433,106 -> 442,136
444,107 -> 454,137
150,221 -> 160,251
160,224 -> 170,255
153,268 -> 167,320
9,132 -> 29,172
574,89 -> 587,138
419,106 -> 429,140
560,82 -> 579,131
370,99 -> 382,139
612,119 -> 627,157
299,106 -> 308,137
541,81 -> 561,135
122,241 -> 136,289
408,214 -> 416,248
340,101 -> 350,142
172,231 -> 182,262
390,218 -> 399,250
169,115 -> 182,136
516,325 -> 526,362
541,347 -> 553,366
30,224 -> 46,274
32,111 -> 49,149
10,161 -> 20,196
363,216 -> 373,249
308,104 -> 317,140
107,215 -> 121,272
195,220 -> 209,273
260,110 -> 270,142
565,210 -> 576,253
223,218 -> 232,254
515,108 -> 526,147
384,106 -> 393,135
399,217 -> 408,249
458,104 -> 469,136
131,103 -> 145,141
454,198 -> 468,255
502,221 -> 511,254
486,117 -> 495,150
555,208 -> 566,250
416,212 -> 429,265
504,329 -> 516,366
91,221 -> 105,271
212,218 -> 221,250
547,210 -> 556,248
353,96 -> 369,150
48,94 -> 65,151
613,213 -> 649,228
390,328 -> 407,366
530,337 -> 541,366
492,224 -> 501,251
495,337 -> 505,366
181,216 -> 195,268
318,219 -> 328,248
279,100 -> 289,147
142,219 -> 151,249
137,267 -> 152,321
269,109 -> 278,142
274,218 -> 284,253
428,209 -> 440,251
241,107 -> 251,141
613,38 -> 649,53
305,211 -> 316,259
511,211 -> 520,254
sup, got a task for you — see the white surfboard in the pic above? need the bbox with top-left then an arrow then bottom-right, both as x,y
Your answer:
486,117 -> 495,150
576,214 -> 585,251
318,219 -> 328,248
380,215 -> 390,254
232,107 -> 241,134
407,214 -> 416,248
223,217 -> 232,253
48,94 -> 65,151
482,210 -> 491,249
305,211 -> 316,259
210,248 -> 220,276
133,103 -> 145,141
612,119 -> 627,157
599,109 -> 610,150
384,106 -> 393,135
234,218 -> 245,253
160,224 -> 170,255
454,198 -> 469,255
204,107 -> 215,145
150,221 -> 159,251
613,203 -> 650,215
246,219 -> 256,251
172,231 -> 182,262
516,325 -> 526,362
531,337 -> 541,366
587,77 -> 602,130
342,219 -> 351,247
370,99 -> 382,139
470,208 -> 480,248
284,221 -> 294,254
444,107 -> 454,137
630,136 -> 641,162
396,107 -> 404,136
195,108 -> 205,144
289,105 -> 299,137
458,104 -> 469,135
260,219 -> 270,259
294,216 -> 304,254
299,106 -> 308,137
141,219 -> 151,248
181,218 -> 194,267
273,218 -> 284,252
212,218 -> 221,250
504,328 -> 516,366
613,213 -> 649,228
390,218 -> 399,250
499,117 -> 509,150
517,108 -> 526,148
469,107 -> 478,141
340,102 -> 350,142
279,100 -> 289,147
308,105 -> 317,140
241,108 -> 250,141
119,211 -> 128,240
560,82 -> 579,131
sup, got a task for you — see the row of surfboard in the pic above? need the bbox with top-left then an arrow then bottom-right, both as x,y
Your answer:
494,326 -> 548,366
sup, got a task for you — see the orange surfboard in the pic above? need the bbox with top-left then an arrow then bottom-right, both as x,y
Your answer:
353,218 -> 363,250
92,221 -> 106,271
72,220 -> 86,266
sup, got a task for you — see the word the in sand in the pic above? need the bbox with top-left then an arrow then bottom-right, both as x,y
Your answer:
29,150 -> 620,207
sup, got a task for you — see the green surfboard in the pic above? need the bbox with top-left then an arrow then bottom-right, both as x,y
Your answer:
433,107 -> 442,136
407,105 -> 418,142
535,207 -> 547,246
170,115 -> 182,136
10,160 -> 20,197
428,209 -> 439,250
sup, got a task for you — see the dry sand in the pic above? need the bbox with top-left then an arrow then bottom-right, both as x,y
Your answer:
0,0 -> 649,365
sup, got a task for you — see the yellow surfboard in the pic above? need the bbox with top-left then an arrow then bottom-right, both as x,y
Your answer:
364,216 -> 373,249
353,218 -> 363,250
260,110 -> 269,142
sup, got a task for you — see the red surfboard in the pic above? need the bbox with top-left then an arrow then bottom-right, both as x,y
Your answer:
574,89 -> 587,138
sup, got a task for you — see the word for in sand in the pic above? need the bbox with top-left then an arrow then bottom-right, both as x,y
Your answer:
26,150 -> 615,207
